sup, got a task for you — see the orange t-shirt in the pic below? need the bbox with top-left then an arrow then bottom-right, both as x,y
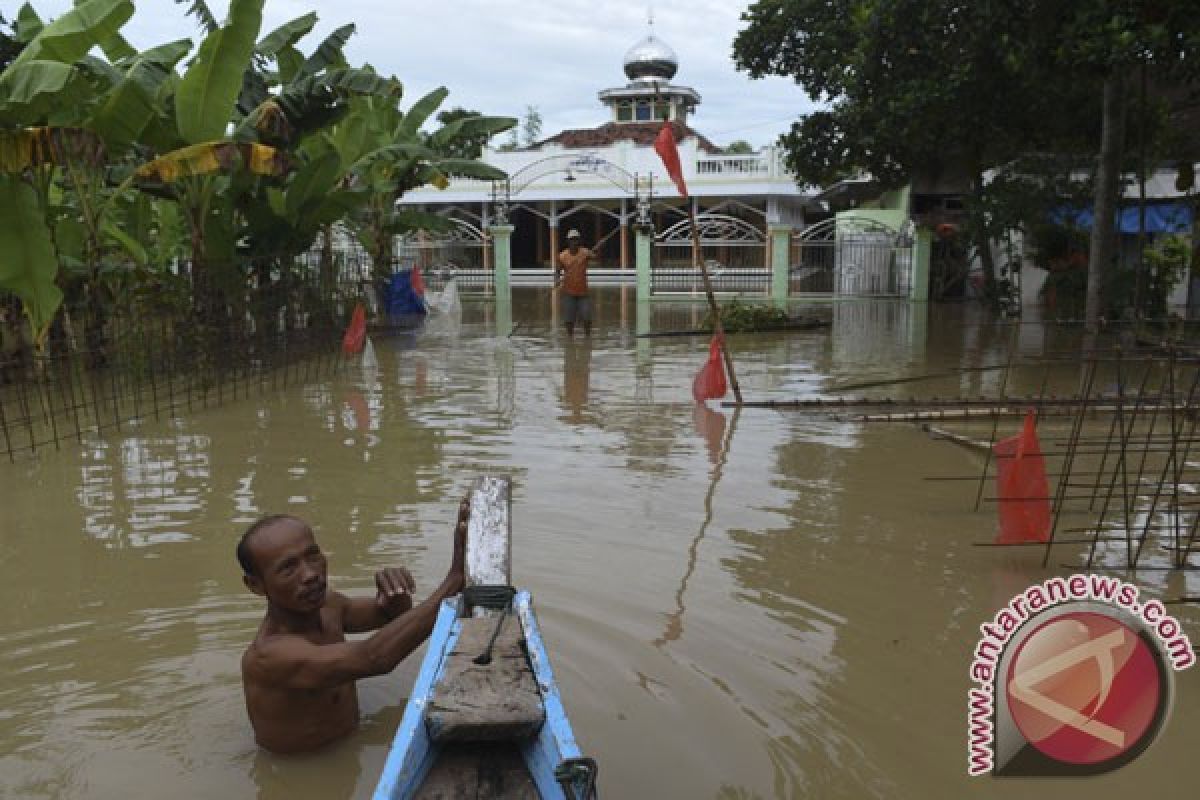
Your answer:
557,248 -> 594,296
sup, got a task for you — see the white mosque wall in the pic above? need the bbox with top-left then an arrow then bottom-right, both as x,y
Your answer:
403,138 -> 810,205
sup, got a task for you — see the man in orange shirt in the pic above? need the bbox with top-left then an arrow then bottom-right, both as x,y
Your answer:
555,228 -> 598,336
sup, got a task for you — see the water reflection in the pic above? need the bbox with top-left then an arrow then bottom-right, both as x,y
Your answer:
3,294 -> 1198,799
560,339 -> 592,424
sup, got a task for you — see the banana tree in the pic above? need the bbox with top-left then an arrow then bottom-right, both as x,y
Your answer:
0,0 -> 137,346
335,87 -> 514,279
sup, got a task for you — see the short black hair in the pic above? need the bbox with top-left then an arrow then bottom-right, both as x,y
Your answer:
237,514 -> 303,576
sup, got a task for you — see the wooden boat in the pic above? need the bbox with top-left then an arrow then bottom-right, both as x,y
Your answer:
373,477 -> 597,800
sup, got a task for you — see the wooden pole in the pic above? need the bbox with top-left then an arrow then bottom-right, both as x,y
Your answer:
687,206 -> 742,404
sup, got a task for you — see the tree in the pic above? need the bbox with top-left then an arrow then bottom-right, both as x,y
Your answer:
496,104 -> 542,151
434,108 -> 489,159
734,1 -> 1102,302
734,0 -> 1200,326
724,140 -> 755,154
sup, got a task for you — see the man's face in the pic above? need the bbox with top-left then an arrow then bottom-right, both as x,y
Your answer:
568,238 -> 581,252
244,519 -> 328,612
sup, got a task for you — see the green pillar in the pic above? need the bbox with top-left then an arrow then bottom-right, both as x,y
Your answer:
769,224 -> 792,310
910,227 -> 932,302
635,229 -> 652,299
489,224 -> 514,334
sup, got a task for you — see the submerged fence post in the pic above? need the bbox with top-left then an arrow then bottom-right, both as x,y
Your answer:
636,228 -> 652,299
489,223 -> 514,336
768,224 -> 791,310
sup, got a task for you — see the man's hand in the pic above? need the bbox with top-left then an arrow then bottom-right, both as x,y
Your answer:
375,567 -> 415,619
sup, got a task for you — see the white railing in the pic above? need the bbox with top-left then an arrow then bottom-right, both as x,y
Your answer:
695,155 -> 771,176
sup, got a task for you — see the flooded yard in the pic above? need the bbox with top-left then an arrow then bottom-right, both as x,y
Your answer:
1,289 -> 1196,799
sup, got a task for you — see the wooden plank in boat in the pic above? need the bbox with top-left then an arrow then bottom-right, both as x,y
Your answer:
466,476 -> 512,618
413,742 -> 538,800
425,616 -> 545,743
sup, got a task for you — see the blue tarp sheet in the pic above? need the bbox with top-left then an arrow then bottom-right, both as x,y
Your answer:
382,270 -> 426,317
1053,202 -> 1193,234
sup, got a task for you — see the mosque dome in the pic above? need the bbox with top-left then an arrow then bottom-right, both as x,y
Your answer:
623,34 -> 678,83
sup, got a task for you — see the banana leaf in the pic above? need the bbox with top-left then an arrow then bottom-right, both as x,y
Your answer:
429,158 -> 507,181
276,45 -> 305,85
285,150 -> 342,219
398,86 -> 448,139
256,12 -> 318,59
88,39 -> 192,149
268,68 -> 401,141
102,221 -> 148,265
299,23 -> 355,78
11,0 -> 133,68
0,176 -> 63,345
0,60 -> 91,125
428,114 -> 516,150
15,3 -> 44,44
0,127 -> 106,172
174,0 -> 218,35
134,141 -> 289,183
176,0 -> 265,145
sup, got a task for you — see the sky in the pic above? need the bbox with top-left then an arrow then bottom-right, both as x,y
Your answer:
25,0 -> 818,148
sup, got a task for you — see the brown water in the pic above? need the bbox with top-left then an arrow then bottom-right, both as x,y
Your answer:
2,289 -> 1196,799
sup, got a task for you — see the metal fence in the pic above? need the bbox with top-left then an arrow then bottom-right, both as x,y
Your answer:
0,308 -> 342,462
315,221 -> 495,296
651,214 -> 770,295
790,217 -> 913,297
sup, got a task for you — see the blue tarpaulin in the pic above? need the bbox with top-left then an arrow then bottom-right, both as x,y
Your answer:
382,270 -> 427,317
1053,202 -> 1193,234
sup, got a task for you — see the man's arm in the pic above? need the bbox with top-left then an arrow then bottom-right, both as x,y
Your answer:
341,567 -> 416,633
249,497 -> 470,691
247,572 -> 463,690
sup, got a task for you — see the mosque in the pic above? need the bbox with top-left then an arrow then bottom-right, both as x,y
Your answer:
399,24 -> 819,276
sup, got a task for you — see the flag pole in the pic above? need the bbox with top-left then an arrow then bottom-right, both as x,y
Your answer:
687,204 -> 742,404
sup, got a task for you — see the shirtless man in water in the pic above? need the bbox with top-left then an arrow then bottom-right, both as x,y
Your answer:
238,499 -> 468,753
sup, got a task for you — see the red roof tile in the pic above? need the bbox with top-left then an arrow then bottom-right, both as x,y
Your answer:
531,122 -> 721,154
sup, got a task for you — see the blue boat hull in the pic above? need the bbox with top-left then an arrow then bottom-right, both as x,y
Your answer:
373,591 -> 589,799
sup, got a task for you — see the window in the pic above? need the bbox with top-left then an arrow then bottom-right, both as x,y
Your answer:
656,103 -> 670,121
635,102 -> 652,121
616,101 -> 632,122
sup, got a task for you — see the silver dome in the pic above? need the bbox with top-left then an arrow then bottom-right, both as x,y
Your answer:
623,34 -> 678,82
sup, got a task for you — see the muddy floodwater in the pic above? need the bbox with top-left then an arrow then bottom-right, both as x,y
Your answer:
2,289 -> 1197,799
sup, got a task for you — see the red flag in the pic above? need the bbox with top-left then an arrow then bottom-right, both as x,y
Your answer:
692,333 -> 727,403
410,264 -> 426,296
993,410 -> 1051,544
341,303 -> 367,355
654,122 -> 688,198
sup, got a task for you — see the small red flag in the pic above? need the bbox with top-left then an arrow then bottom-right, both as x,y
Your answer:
654,122 -> 688,198
411,264 -> 426,296
692,333 -> 727,403
993,410 -> 1051,544
341,303 -> 367,355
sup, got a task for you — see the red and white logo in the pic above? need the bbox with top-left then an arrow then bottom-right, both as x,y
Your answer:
967,576 -> 1192,777
1005,611 -> 1163,768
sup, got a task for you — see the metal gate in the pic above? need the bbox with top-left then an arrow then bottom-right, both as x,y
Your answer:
652,214 -> 769,294
790,217 -> 913,296
395,218 -> 493,294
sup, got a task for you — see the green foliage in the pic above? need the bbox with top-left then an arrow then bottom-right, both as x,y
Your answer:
0,0 -> 511,337
1141,234 -> 1192,316
0,175 -> 63,343
724,140 -> 754,154
176,0 -> 264,144
9,0 -> 132,69
703,297 -> 790,332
